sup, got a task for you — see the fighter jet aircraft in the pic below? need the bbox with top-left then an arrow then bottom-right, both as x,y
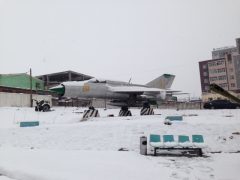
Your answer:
50,74 -> 177,107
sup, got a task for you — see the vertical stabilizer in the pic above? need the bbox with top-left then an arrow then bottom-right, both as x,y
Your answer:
146,74 -> 175,89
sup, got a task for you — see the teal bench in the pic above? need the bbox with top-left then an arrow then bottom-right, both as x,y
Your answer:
165,116 -> 183,121
149,134 -> 204,156
149,134 -> 163,148
20,121 -> 39,127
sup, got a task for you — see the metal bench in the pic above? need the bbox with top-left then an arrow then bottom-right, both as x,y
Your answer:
149,134 -> 204,156
20,121 -> 39,127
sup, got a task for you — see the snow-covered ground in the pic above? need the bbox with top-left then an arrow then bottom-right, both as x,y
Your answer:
0,107 -> 240,180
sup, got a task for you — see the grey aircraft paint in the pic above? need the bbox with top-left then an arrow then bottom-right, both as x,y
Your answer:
50,74 -> 175,106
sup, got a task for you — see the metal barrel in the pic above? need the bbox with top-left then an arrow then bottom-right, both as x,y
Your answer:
140,136 -> 147,155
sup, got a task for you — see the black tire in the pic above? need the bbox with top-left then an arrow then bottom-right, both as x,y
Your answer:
42,105 -> 50,112
236,106 -> 240,109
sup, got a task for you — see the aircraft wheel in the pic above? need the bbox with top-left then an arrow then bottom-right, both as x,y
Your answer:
42,104 -> 50,112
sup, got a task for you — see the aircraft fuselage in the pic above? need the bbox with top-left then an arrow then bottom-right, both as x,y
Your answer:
64,81 -> 130,100
50,75 -> 174,106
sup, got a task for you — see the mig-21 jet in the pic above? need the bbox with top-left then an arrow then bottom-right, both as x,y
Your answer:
50,74 -> 178,107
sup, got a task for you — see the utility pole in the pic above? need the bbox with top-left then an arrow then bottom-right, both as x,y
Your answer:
30,68 -> 33,107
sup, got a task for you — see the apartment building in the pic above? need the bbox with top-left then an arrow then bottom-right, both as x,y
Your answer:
199,38 -> 240,101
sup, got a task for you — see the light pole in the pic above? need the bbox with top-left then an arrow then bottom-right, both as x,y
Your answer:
30,68 -> 33,107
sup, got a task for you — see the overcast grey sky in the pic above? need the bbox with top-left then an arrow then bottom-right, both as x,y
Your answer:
1,0 -> 240,97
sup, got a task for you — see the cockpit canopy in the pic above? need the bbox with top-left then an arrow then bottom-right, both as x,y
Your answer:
88,78 -> 107,84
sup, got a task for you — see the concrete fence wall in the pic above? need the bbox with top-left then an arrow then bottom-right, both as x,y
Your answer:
158,102 -> 203,110
0,92 -> 52,107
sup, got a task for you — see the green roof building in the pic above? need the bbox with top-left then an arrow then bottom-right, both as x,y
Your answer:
0,73 -> 44,90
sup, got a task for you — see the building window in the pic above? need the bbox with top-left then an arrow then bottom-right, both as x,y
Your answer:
231,83 -> 235,87
228,59 -> 232,64
217,68 -> 226,73
203,65 -> 207,69
204,78 -> 208,83
209,77 -> 218,82
209,69 -> 217,74
36,82 -> 41,89
230,75 -> 235,80
210,69 -> 220,74
227,54 -> 232,61
203,72 -> 208,76
212,52 -> 217,57
218,75 -> 227,81
205,86 -> 209,91
217,60 -> 224,65
208,62 -> 216,67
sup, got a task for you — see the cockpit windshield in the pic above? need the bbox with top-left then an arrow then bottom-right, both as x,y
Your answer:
88,78 -> 107,83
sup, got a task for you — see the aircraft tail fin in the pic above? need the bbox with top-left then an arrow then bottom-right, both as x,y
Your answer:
146,74 -> 175,89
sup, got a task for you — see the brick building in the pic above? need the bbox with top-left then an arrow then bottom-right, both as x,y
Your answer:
199,38 -> 240,101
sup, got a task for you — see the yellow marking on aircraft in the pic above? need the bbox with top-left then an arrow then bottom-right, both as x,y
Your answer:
82,85 -> 90,92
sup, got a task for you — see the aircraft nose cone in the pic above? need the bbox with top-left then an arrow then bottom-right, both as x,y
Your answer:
49,84 -> 65,96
